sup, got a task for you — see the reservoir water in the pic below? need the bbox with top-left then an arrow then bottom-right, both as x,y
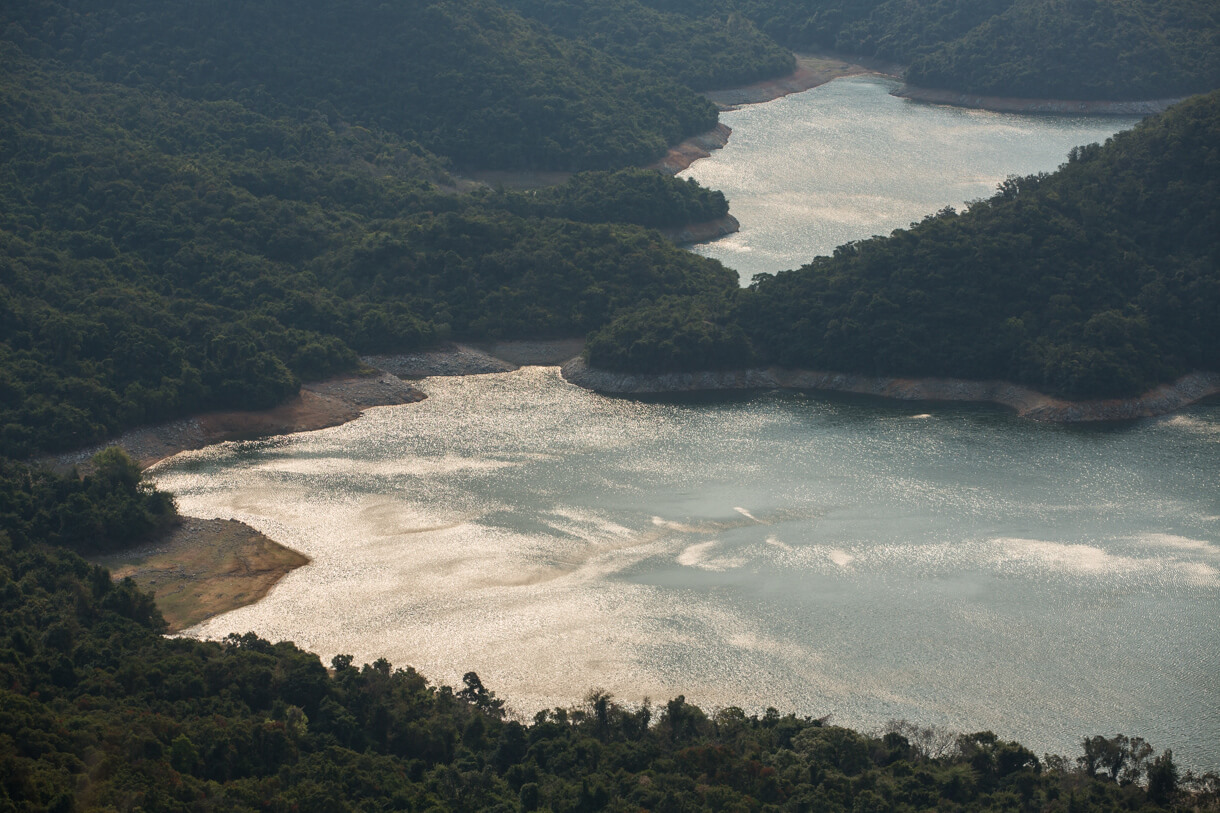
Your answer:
155,369 -> 1220,769
681,75 -> 1141,281
151,78 -> 1219,769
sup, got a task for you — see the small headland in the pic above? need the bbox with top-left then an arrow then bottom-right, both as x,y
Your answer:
561,358 -> 1220,423
658,213 -> 741,244
95,517 -> 310,633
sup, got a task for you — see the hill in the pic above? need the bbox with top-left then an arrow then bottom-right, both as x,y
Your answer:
660,0 -> 1220,101
1,4 -> 1218,808
503,0 -> 795,90
0,47 -> 738,457
588,91 -> 1220,400
1,0 -> 720,170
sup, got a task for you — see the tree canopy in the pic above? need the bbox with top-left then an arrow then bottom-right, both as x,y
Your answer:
0,47 -> 738,458
702,0 -> 1220,100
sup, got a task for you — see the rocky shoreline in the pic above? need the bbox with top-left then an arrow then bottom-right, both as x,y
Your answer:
561,358 -> 1220,422
649,122 -> 733,175
891,85 -> 1185,116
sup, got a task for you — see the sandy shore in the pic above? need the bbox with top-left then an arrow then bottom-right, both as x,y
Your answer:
96,517 -> 310,633
561,358 -> 1220,423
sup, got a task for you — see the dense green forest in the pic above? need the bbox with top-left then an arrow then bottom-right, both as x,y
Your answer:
589,90 -> 1220,399
0,47 -> 739,458
2,455 -> 1216,811
1,0 -> 723,170
502,0 -> 795,90
681,0 -> 1220,100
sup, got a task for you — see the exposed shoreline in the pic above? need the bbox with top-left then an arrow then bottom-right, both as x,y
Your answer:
892,85 -> 1185,116
54,341 -> 582,632
65,341 -> 1220,470
703,53 -> 888,110
560,358 -> 1220,423
659,213 -> 740,244
70,341 -> 1217,629
649,122 -> 733,176
96,517 -> 310,633
47,371 -> 427,473
53,372 -> 425,631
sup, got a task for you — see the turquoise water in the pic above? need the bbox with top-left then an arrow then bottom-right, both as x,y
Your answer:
153,368 -> 1220,769
682,75 -> 1141,282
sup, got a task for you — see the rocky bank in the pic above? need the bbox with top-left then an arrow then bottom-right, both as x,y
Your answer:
561,358 -> 1220,422
891,85 -> 1185,116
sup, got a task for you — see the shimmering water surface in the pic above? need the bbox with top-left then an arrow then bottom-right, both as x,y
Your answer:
155,368 -> 1220,768
682,75 -> 1141,282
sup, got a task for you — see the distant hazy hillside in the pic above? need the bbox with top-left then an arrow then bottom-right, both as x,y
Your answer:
590,91 -> 1220,399
663,0 -> 1219,100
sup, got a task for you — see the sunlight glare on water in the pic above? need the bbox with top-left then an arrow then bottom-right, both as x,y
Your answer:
153,368 -> 1220,769
681,75 -> 1142,282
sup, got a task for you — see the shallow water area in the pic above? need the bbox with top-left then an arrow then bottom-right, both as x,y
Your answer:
682,75 -> 1141,281
154,368 -> 1220,769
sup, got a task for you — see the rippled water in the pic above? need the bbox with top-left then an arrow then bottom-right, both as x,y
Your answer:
682,75 -> 1141,282
154,369 -> 1220,768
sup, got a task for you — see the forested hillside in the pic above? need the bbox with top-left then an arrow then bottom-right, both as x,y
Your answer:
589,91 -> 1220,399
655,0 -> 1220,100
0,48 -> 738,458
503,0 -> 795,90
1,0 -> 721,170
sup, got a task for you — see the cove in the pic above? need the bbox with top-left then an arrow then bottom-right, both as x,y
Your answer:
681,75 -> 1141,282
153,368 -> 1220,770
